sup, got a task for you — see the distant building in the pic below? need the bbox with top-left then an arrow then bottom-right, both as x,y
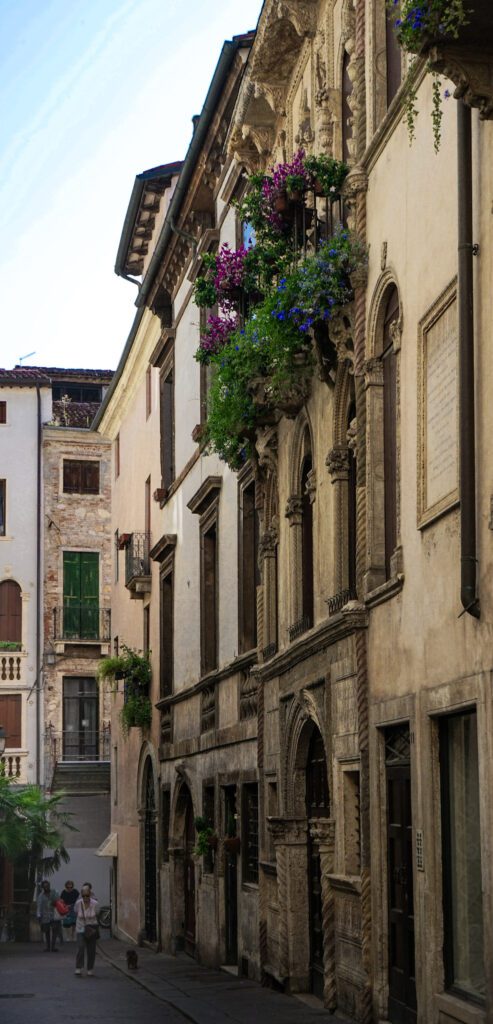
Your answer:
0,366 -> 113,918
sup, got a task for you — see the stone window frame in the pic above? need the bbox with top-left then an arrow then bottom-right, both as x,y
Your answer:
187,477 -> 222,679
285,411 -> 317,641
364,270 -> 404,604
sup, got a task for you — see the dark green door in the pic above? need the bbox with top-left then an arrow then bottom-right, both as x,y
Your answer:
63,552 -> 99,639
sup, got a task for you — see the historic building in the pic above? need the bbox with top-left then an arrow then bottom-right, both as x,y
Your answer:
0,366 -> 113,913
98,2 -> 493,1023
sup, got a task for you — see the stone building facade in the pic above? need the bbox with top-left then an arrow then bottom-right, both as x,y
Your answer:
98,2 -> 493,1023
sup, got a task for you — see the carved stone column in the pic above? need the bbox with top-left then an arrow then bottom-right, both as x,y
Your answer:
309,818 -> 336,1011
259,523 -> 279,657
285,496 -> 303,625
326,446 -> 350,593
268,817 -> 309,989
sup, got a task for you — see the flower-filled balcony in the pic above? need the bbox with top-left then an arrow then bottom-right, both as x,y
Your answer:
124,532 -> 152,597
392,0 -> 493,120
192,150 -> 366,471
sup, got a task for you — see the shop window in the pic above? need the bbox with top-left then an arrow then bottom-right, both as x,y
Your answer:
440,709 -> 485,1003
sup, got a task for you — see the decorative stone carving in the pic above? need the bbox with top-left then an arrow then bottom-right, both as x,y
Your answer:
276,1 -> 318,39
295,86 -> 315,146
201,685 -> 216,733
389,314 -> 403,354
326,445 -> 350,479
285,494 -> 302,521
267,816 -> 307,846
363,356 -> 384,388
427,47 -> 493,121
305,466 -> 317,504
259,524 -> 279,561
239,670 -> 259,720
160,708 -> 172,744
330,309 -> 355,368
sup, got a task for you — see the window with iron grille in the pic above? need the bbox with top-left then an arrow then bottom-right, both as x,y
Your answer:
242,783 -> 259,884
63,459 -> 100,495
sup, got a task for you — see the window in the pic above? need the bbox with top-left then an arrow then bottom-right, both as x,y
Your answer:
440,710 -> 485,1003
63,677 -> 98,760
114,530 -> 119,583
342,50 -> 353,163
160,565 -> 173,696
115,434 -> 120,479
0,402 -> 6,424
52,383 -> 102,402
145,476 -> 151,537
238,477 -> 260,653
0,694 -> 21,747
63,551 -> 99,640
160,365 -> 174,491
0,580 -> 22,646
203,784 -> 215,874
146,366 -> 152,419
113,745 -> 118,805
161,788 -> 170,862
242,783 -> 259,884
143,605 -> 150,654
201,522 -> 217,674
0,480 -> 5,535
301,454 -> 314,628
63,460 -> 100,495
383,287 -> 398,579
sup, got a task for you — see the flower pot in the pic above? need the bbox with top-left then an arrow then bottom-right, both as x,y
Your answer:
287,188 -> 304,203
223,836 -> 241,855
273,192 -> 288,213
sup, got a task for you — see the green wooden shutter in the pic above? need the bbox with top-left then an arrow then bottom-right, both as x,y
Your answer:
63,552 -> 99,639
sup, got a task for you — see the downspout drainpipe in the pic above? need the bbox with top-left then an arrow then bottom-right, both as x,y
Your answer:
457,100 -> 480,618
35,385 -> 42,783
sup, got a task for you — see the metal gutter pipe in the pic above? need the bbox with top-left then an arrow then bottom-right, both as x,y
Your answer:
457,100 -> 480,618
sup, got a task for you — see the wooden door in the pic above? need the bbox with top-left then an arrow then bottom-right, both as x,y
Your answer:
386,726 -> 417,1023
184,797 -> 196,956
306,727 -> 330,999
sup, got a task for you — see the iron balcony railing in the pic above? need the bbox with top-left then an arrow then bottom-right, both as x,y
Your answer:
288,615 -> 312,643
125,532 -> 151,586
44,724 -> 111,786
326,586 -> 357,617
53,606 -> 111,642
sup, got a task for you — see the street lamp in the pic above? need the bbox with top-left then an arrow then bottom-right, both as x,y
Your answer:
0,726 -> 5,757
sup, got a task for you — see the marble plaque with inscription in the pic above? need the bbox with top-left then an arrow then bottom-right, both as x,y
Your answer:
418,284 -> 459,527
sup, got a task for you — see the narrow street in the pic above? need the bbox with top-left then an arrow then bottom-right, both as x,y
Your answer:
0,939 -> 346,1023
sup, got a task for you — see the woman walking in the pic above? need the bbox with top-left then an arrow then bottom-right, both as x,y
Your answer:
74,883 -> 99,976
60,880 -> 79,941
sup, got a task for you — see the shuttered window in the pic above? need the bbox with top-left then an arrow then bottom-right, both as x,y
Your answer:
239,479 -> 260,653
63,460 -> 100,494
0,694 -> 21,748
0,402 -> 6,424
0,480 -> 5,536
201,523 -> 217,675
160,568 -> 174,697
63,551 -> 99,639
160,367 -> 175,491
0,580 -> 22,644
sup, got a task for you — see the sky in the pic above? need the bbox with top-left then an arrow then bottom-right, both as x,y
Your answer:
0,0 -> 263,371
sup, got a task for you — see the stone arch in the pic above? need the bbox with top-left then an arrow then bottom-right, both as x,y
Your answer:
367,269 -> 402,359
286,412 -> 316,633
289,409 -> 314,498
169,776 -> 197,956
283,691 -> 327,818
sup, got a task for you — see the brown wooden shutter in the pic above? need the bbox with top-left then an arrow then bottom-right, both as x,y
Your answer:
239,481 -> 259,653
0,402 -> 6,424
160,369 -> 175,490
160,569 -> 174,697
0,580 -> 22,643
0,694 -> 21,747
63,460 -> 81,492
82,461 -> 100,494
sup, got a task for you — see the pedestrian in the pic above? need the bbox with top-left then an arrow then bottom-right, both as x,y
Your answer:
36,879 -> 59,952
74,883 -> 99,976
60,880 -> 79,941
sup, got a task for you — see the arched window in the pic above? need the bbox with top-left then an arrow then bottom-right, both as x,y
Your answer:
382,287 -> 398,579
301,453 -> 314,629
342,49 -> 353,163
0,580 -> 22,646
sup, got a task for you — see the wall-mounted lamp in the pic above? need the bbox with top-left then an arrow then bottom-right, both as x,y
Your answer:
0,726 -> 6,757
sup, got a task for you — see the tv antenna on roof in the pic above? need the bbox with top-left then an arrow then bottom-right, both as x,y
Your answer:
18,351 -> 36,364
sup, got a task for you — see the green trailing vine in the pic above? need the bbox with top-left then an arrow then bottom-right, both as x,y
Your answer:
98,645 -> 152,736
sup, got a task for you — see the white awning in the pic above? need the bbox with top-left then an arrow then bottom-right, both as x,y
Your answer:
96,832 -> 118,857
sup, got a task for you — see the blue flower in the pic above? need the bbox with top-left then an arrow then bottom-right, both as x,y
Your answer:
444,89 -> 451,99
235,345 -> 239,351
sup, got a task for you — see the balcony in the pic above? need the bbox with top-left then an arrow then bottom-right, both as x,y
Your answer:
44,724 -> 111,792
52,605 -> 111,654
0,653 -> 23,682
125,532 -> 152,597
1,751 -> 27,782
419,1 -> 493,120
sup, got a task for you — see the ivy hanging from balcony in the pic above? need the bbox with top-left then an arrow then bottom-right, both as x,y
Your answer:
387,0 -> 469,151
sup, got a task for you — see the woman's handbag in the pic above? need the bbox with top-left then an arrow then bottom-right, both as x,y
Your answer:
62,909 -> 76,928
84,924 -> 100,940
54,899 -> 69,916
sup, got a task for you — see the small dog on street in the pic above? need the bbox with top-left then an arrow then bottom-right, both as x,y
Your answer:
126,949 -> 139,970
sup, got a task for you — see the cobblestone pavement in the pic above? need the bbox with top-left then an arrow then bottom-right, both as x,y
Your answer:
0,938 -> 352,1023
